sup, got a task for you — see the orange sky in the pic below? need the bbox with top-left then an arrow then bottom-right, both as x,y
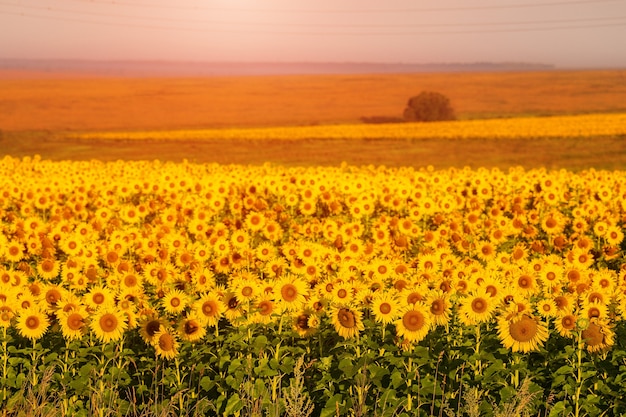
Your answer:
1,0 -> 626,68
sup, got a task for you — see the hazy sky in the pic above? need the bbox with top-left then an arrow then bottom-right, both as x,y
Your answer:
1,0 -> 625,67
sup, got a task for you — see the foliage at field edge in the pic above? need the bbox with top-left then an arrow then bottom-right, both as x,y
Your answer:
68,112 -> 626,142
2,155 -> 626,416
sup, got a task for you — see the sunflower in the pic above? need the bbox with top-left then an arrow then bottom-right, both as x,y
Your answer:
539,263 -> 564,290
0,268 -> 12,287
43,284 -> 66,310
230,229 -> 251,250
161,288 -> 189,315
592,221 -> 609,238
90,307 -> 128,343
535,298 -> 558,318
426,290 -> 452,327
16,292 -> 37,311
16,307 -> 50,341
592,269 -> 617,293
569,249 -> 595,270
554,313 -> 579,338
581,301 -> 608,321
401,283 -> 429,305
255,242 -> 277,262
83,285 -> 116,310
4,241 -> 25,263
581,319 -> 615,353
371,291 -> 401,325
605,225 -> 624,246
222,291 -> 247,323
177,316 -> 206,343
193,292 -> 225,327
59,232 -> 84,257
245,212 -> 266,232
212,255 -> 233,274
514,268 -> 539,296
0,303 -> 15,328
68,273 -> 89,292
37,258 -> 61,281
329,282 -> 355,306
331,306 -> 364,339
292,309 -> 319,337
233,273 -> 261,302
191,267 -> 215,292
143,262 -> 178,288
252,297 -> 278,325
510,243 -> 528,264
275,276 -> 309,311
264,257 -> 287,279
119,271 -> 144,293
458,289 -> 498,326
479,274 -> 505,301
58,307 -> 88,340
476,240 -> 497,263
540,211 -> 566,236
263,220 -> 284,242
368,258 -> 394,281
497,314 -> 549,353
553,293 -> 575,315
152,325 -> 179,360
138,315 -> 167,345
395,303 -> 431,343
117,294 -> 140,329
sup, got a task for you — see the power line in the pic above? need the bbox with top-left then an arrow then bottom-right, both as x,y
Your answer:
2,1 -> 626,29
59,0 -> 626,13
2,9 -> 626,35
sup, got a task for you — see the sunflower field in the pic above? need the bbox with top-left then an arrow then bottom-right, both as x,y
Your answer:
2,155 -> 626,416
70,112 -> 626,141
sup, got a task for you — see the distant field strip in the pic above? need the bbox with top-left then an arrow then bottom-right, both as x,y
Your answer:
71,113 -> 626,141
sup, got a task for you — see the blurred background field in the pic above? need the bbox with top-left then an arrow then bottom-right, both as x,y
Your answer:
1,68 -> 625,169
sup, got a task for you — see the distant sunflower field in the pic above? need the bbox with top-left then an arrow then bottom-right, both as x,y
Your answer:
2,155 -> 626,416
70,112 -> 626,141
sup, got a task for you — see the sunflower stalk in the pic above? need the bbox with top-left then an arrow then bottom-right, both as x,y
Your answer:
174,356 -> 186,414
1,327 -> 7,408
474,324 -> 482,376
30,338 -> 39,387
405,356 -> 413,412
573,329 -> 584,417
59,340 -> 73,416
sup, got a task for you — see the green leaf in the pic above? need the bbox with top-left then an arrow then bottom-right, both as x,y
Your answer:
255,357 -> 278,377
483,360 -> 504,379
391,370 -> 405,389
200,376 -> 215,392
555,364 -> 573,375
320,394 -> 344,417
223,393 -> 243,416
227,358 -> 243,374
548,401 -> 569,417
499,385 -> 517,404
367,364 -> 389,387
581,370 -> 597,380
253,335 -> 268,351
338,357 -> 356,379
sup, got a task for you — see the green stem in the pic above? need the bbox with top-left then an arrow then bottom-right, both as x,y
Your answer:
474,324 -> 482,376
2,327 -> 7,408
406,356 -> 413,412
574,330 -> 584,417
30,338 -> 38,387
175,356 -> 185,414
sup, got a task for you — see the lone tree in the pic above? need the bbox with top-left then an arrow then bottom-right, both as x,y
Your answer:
403,91 -> 456,122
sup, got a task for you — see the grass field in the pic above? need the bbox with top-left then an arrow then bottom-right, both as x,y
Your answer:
1,68 -> 626,169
